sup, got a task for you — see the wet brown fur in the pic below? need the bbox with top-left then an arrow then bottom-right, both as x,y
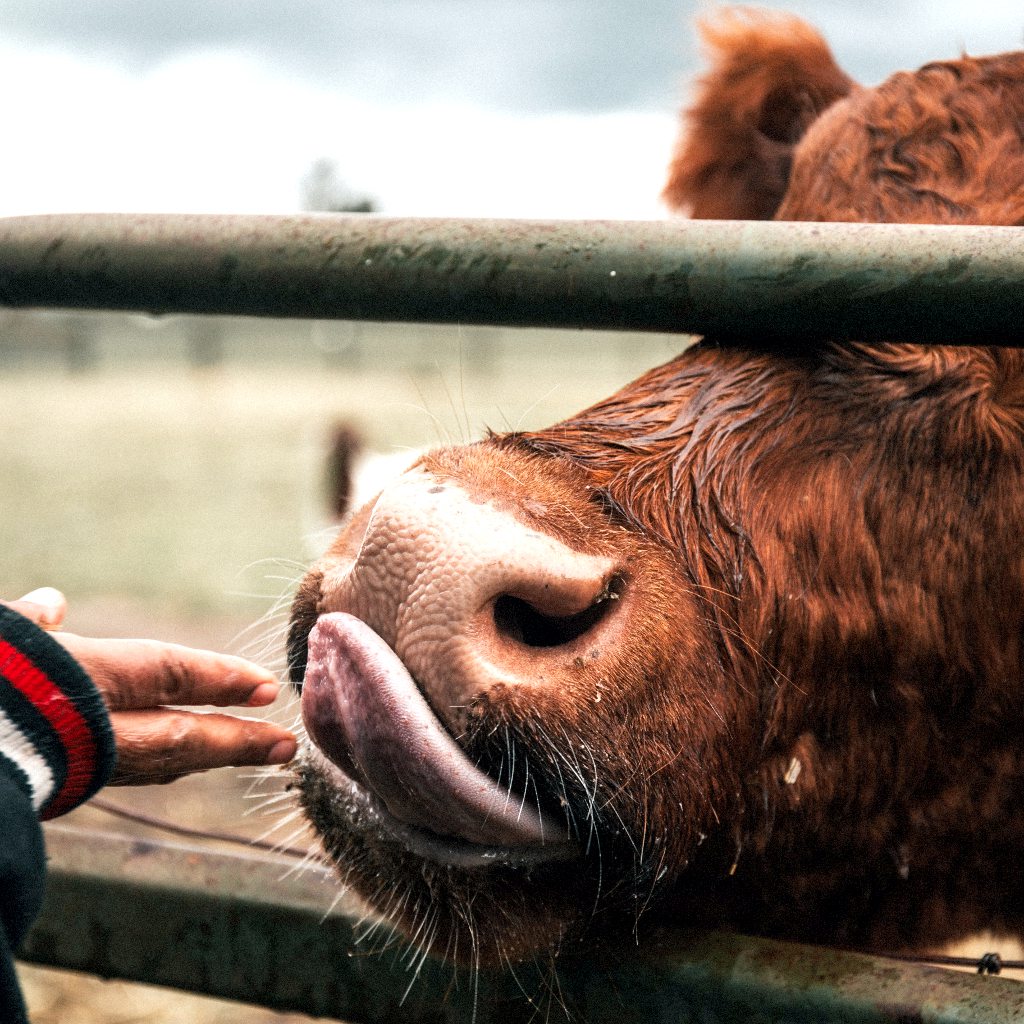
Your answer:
662,8 -> 853,218
294,8 -> 1024,965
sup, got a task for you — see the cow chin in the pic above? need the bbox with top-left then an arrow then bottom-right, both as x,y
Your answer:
288,442 -> 727,964
296,747 -> 587,965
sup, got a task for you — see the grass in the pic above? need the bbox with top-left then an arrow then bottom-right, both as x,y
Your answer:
0,318 -> 685,625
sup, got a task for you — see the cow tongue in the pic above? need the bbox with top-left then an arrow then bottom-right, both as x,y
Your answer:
301,611 -> 570,849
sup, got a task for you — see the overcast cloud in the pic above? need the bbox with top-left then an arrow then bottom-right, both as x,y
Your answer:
0,2 -> 1022,218
3,0 -> 689,113
4,0 -> 1024,114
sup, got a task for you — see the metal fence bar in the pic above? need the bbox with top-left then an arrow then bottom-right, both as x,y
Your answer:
21,824 -> 1024,1023
0,214 -> 1022,343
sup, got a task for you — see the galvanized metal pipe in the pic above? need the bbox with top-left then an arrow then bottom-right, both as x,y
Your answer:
21,824 -> 1024,1023
0,213 -> 1022,343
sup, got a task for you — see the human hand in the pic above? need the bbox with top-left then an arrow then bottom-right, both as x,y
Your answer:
6,588 -> 297,786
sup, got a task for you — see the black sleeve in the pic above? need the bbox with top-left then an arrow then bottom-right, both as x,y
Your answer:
0,772 -> 44,1024
0,606 -> 117,1022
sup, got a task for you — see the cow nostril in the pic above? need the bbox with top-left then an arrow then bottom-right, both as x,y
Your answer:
492,576 -> 624,649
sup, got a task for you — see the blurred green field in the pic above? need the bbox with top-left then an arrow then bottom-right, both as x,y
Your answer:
0,315 -> 685,632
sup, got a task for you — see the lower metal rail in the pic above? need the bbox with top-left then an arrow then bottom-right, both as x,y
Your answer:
21,824 -> 1024,1023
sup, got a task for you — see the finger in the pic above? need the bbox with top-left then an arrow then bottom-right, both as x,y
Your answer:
107,709 -> 297,786
53,634 -> 280,711
3,587 -> 68,630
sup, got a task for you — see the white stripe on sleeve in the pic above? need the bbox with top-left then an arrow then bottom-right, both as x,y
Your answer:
0,706 -> 55,811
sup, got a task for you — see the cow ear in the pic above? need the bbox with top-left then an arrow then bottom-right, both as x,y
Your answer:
663,8 -> 854,220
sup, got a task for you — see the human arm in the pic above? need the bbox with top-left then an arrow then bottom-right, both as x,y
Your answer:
0,600 -> 118,1023
0,591 -> 297,1020
6,588 -> 296,786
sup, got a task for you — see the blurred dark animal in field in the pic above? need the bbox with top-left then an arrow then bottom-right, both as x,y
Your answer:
289,7 -> 1024,968
323,422 -> 422,524
325,423 -> 363,520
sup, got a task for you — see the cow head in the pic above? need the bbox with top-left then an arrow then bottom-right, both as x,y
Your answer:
289,9 -> 1024,965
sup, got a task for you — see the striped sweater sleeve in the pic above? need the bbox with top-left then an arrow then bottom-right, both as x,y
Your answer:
0,606 -> 116,820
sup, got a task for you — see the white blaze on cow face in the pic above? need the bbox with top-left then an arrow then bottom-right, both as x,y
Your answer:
318,468 -> 623,728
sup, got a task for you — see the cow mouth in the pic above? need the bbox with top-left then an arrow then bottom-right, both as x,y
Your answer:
300,612 -> 578,869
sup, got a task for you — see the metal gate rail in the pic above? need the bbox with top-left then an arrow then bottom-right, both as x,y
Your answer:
0,213 -> 1021,342
22,825 -> 1024,1023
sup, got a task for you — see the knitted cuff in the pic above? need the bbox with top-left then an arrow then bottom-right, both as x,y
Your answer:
0,606 -> 117,820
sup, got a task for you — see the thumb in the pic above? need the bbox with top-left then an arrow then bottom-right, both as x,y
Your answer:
4,587 -> 68,630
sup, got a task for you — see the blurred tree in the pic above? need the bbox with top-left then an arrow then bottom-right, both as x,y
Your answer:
301,158 -> 377,213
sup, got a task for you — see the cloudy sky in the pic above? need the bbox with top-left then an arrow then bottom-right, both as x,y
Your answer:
0,1 -> 1022,220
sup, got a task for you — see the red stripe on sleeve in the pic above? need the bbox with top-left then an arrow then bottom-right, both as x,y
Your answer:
0,637 -> 98,818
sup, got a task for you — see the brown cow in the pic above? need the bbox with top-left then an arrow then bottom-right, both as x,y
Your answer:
288,9 -> 1024,968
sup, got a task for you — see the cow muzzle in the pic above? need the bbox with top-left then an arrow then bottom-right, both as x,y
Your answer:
296,468 -> 630,860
